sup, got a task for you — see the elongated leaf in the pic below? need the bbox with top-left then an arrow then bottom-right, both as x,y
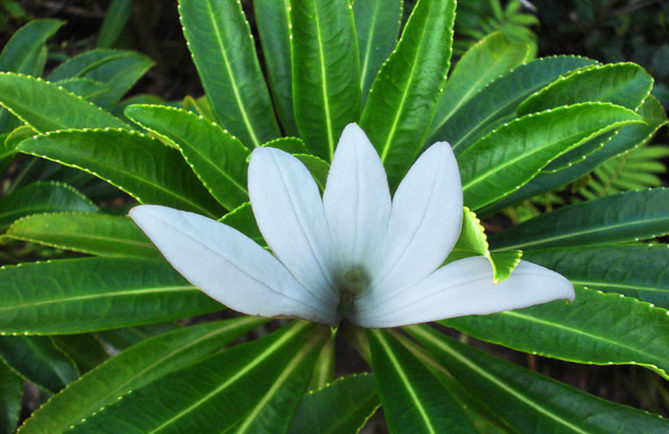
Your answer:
67,322 -> 326,433
3,212 -> 160,261
524,246 -> 669,309
0,257 -> 221,335
367,329 -> 475,433
291,374 -> 379,434
18,129 -> 223,218
50,334 -> 109,374
96,322 -> 181,352
82,52 -> 154,109
97,0 -> 132,48
458,103 -> 643,210
430,32 -> 532,140
48,49 -> 129,81
517,63 -> 653,115
18,317 -> 265,434
54,78 -> 109,99
125,104 -> 250,210
482,95 -> 668,214
360,0 -> 456,189
218,201 -> 263,244
0,182 -> 98,229
0,19 -> 63,75
295,154 -> 330,191
409,325 -> 669,433
490,188 -> 669,250
291,0 -> 360,160
254,0 -> 298,135
261,136 -> 309,154
0,360 -> 23,434
0,336 -> 78,393
179,0 -> 280,147
0,73 -> 129,132
444,287 -> 669,379
353,0 -> 402,101
433,55 -> 597,152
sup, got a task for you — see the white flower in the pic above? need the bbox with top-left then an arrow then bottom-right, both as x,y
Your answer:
130,124 -> 574,328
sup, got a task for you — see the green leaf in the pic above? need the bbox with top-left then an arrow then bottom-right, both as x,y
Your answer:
82,52 -> 154,109
294,154 -> 330,191
444,287 -> 669,380
179,0 -> 280,147
490,188 -> 669,250
261,136 -> 309,154
125,104 -> 250,210
0,336 -> 78,393
0,19 -> 63,75
291,374 -> 379,434
517,63 -> 653,116
353,0 -> 402,101
0,360 -> 23,434
0,257 -> 221,335
48,49 -> 129,81
409,325 -> 669,433
254,0 -> 298,136
3,212 -> 161,261
96,322 -> 180,352
50,334 -> 109,374
291,0 -> 361,160
458,102 -> 643,210
433,55 -> 597,152
307,334 -> 335,390
0,73 -> 129,132
18,317 -> 265,434
430,32 -> 533,140
18,129 -> 224,218
367,329 -> 475,433
97,0 -> 132,48
481,95 -> 668,214
360,0 -> 456,190
0,182 -> 98,230
218,202 -> 264,244
54,78 -> 109,99
67,322 -> 326,433
524,246 -> 669,309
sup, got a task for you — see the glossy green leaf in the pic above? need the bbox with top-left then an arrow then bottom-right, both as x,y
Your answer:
125,104 -> 250,210
18,129 -> 224,218
254,0 -> 298,136
490,188 -> 669,250
47,49 -> 130,81
50,334 -> 109,374
458,102 -> 643,210
291,0 -> 360,160
518,63 -> 653,116
218,201 -> 264,244
367,329 -> 475,433
482,95 -> 668,214
291,374 -> 379,434
261,136 -> 309,154
444,287 -> 669,379
0,19 -> 63,75
295,154 -> 330,191
353,0 -> 402,101
54,78 -> 109,99
0,73 -> 129,132
308,335 -> 335,390
97,0 -> 132,48
430,32 -> 533,141
3,212 -> 160,261
96,322 -> 180,352
179,0 -> 280,147
0,360 -> 23,434
0,182 -> 98,230
524,246 -> 669,309
0,257 -> 221,335
433,55 -> 597,152
0,336 -> 78,393
67,322 -> 326,433
18,317 -> 265,434
409,325 -> 669,433
82,52 -> 154,109
360,0 -> 456,189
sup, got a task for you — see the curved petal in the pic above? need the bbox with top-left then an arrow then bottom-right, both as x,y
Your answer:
248,147 -> 338,306
129,205 -> 336,324
323,123 -> 391,274
372,141 -> 463,293
351,257 -> 574,328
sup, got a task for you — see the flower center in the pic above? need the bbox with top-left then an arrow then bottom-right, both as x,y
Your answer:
337,267 -> 369,317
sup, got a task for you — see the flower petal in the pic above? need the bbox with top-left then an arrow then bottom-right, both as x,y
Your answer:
351,257 -> 574,328
248,147 -> 338,306
323,123 -> 391,273
372,141 -> 463,293
129,205 -> 336,324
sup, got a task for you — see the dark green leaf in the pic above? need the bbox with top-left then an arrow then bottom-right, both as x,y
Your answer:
97,0 -> 133,48
0,360 -> 23,434
0,19 -> 63,75
261,136 -> 309,154
50,334 -> 109,374
0,257 -> 221,335
96,322 -> 180,351
54,78 -> 109,99
48,49 -> 130,81
82,52 -> 154,109
218,202 -> 264,244
294,154 -> 330,191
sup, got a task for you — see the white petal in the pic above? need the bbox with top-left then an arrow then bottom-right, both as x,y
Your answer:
248,147 -> 338,306
372,141 -> 463,293
323,123 -> 391,273
129,205 -> 337,324
351,257 -> 574,328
